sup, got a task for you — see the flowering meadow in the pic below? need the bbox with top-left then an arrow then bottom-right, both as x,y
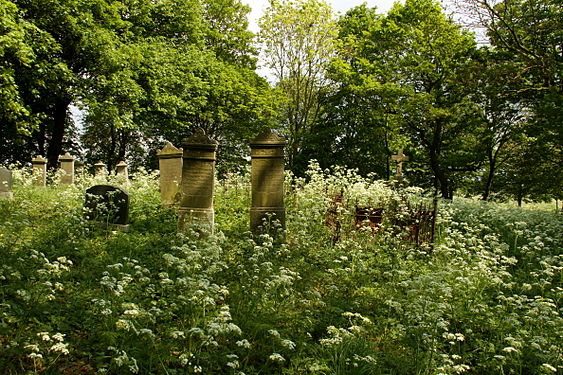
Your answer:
0,163 -> 561,374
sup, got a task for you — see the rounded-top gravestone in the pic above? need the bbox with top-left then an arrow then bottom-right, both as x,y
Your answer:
157,142 -> 183,205
84,185 -> 129,231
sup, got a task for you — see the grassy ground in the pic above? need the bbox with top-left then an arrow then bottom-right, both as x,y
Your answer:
1,165 -> 561,374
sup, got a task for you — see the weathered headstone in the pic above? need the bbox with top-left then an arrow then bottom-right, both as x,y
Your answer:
250,129 -> 286,234
31,156 -> 47,187
94,161 -> 107,177
178,129 -> 218,232
0,167 -> 13,200
85,185 -> 129,231
115,161 -> 129,182
59,153 -> 75,185
391,149 -> 409,184
157,142 -> 183,205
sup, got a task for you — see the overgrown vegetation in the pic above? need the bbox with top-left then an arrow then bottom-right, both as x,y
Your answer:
1,165 -> 561,374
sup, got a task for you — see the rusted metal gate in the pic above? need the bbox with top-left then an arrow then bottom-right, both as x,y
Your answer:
325,191 -> 437,247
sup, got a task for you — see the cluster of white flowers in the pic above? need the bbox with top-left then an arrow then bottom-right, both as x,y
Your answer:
24,331 -> 70,361
109,347 -> 139,374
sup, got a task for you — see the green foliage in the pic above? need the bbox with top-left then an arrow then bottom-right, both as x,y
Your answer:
0,0 -> 277,174
325,0 -> 483,198
1,164 -> 561,374
452,0 -> 562,202
259,0 -> 339,170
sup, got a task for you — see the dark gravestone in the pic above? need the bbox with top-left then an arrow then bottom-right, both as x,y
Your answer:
85,185 -> 129,231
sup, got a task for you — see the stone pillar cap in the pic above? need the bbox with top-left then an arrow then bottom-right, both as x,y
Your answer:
32,155 -> 47,163
59,152 -> 74,161
182,129 -> 218,150
116,161 -> 127,167
94,161 -> 106,166
157,141 -> 183,157
250,129 -> 286,147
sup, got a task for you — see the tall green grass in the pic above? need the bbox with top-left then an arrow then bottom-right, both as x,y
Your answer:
0,163 -> 561,374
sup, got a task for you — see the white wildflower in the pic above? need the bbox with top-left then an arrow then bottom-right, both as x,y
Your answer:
542,364 -> 557,373
281,339 -> 296,350
269,353 -> 285,362
236,339 -> 251,348
268,329 -> 280,338
38,332 -> 51,341
50,342 -> 69,355
52,333 -> 65,342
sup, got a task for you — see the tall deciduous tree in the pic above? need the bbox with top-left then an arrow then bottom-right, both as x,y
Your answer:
80,0 -> 277,172
259,0 -> 338,169
452,0 -> 562,201
323,0 -> 482,198
0,0 -> 74,165
3,0 -> 132,167
1,0 -> 277,172
307,4 -> 397,178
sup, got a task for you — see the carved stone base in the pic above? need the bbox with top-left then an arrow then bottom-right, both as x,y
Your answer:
178,207 -> 214,234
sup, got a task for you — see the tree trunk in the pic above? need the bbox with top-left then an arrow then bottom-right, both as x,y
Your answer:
428,120 -> 451,199
118,130 -> 128,162
384,115 -> 391,180
482,149 -> 496,201
36,123 -> 46,157
47,97 -> 71,168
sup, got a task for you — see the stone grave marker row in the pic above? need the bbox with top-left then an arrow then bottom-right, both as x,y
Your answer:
27,156 -> 130,186
165,128 -> 286,235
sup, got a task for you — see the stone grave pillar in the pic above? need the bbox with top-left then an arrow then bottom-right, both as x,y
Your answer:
250,129 -> 286,234
94,161 -> 107,177
178,129 -> 218,232
0,167 -> 13,200
32,156 -> 47,187
59,153 -> 75,185
157,142 -> 183,205
116,161 -> 129,182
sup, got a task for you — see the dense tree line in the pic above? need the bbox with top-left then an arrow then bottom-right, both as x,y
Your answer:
1,0 -> 560,203
0,0 -> 278,173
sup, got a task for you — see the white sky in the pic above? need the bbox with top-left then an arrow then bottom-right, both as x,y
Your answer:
243,0 -> 402,32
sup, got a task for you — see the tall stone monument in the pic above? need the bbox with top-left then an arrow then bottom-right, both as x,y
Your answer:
31,156 -> 47,187
157,142 -> 183,205
178,129 -> 218,232
94,161 -> 107,177
59,153 -> 75,185
250,129 -> 286,233
115,161 -> 129,182
0,167 -> 13,200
